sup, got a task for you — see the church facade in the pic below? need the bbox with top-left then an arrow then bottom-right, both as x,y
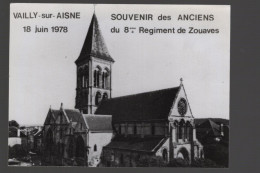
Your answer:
42,13 -> 203,167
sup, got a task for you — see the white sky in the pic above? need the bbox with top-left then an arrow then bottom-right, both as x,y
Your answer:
9,4 -> 230,125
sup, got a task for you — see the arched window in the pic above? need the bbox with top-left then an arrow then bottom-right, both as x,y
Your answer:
103,93 -> 108,100
186,122 -> 192,141
94,70 -> 97,87
104,69 -> 110,89
178,122 -> 183,139
162,149 -> 168,162
184,124 -> 187,140
102,72 -> 105,88
94,67 -> 101,88
82,75 -> 85,87
94,144 -> 97,152
95,92 -> 102,105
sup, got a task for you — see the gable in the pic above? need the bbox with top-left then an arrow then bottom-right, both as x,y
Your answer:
55,110 -> 69,124
74,114 -> 88,133
169,85 -> 193,118
44,109 -> 58,125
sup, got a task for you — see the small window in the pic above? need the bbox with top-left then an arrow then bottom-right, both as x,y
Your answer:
103,93 -> 108,100
82,76 -> 85,87
94,144 -> 97,151
95,92 -> 102,105
162,149 -> 168,162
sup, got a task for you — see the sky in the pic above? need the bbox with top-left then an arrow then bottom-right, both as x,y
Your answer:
9,4 -> 230,125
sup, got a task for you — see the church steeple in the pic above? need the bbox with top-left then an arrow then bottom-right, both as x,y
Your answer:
75,13 -> 114,114
75,14 -> 114,65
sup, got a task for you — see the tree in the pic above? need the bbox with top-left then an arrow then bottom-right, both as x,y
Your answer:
136,156 -> 167,167
203,142 -> 229,167
191,158 -> 220,168
168,158 -> 190,167
9,144 -> 27,159
9,120 -> 19,128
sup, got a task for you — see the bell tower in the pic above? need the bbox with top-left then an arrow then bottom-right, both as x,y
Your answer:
75,13 -> 115,114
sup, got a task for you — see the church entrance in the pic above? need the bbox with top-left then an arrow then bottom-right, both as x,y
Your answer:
177,147 -> 190,161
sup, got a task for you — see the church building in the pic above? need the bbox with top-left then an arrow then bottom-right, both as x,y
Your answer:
42,13 -> 203,167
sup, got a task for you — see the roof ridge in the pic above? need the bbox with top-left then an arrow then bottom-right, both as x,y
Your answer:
104,86 -> 180,102
83,114 -> 111,117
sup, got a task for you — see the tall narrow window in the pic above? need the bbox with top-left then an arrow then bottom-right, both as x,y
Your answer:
94,144 -> 97,151
102,72 -> 105,88
97,70 -> 100,87
82,76 -> 85,88
104,69 -> 110,89
184,125 -> 187,140
162,149 -> 168,162
94,67 -> 101,88
178,124 -> 182,139
95,92 -> 102,105
94,70 -> 97,87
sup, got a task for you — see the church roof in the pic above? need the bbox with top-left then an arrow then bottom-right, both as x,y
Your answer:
95,87 -> 180,122
44,108 -> 82,125
64,109 -> 82,122
75,14 -> 114,64
104,136 -> 167,153
196,119 -> 221,137
82,114 -> 112,132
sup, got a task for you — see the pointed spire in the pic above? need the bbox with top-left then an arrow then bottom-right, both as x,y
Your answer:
94,4 -> 96,14
49,105 -> 52,110
60,102 -> 63,110
75,13 -> 114,64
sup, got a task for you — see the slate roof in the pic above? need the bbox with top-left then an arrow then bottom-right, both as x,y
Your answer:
95,87 -> 180,122
196,119 -> 221,138
104,136 -> 167,153
64,109 -> 82,122
75,14 -> 114,64
45,109 -> 82,125
50,110 -> 60,120
194,118 -> 229,126
34,130 -> 43,138
82,114 -> 112,132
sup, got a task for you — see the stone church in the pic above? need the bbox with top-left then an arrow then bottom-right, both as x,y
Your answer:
42,13 -> 203,167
